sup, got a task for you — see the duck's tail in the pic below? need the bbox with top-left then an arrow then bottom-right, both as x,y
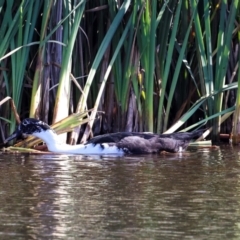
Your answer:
161,128 -> 205,141
189,128 -> 205,139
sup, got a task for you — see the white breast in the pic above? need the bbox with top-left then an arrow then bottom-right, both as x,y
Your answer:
32,130 -> 124,155
48,142 -> 125,155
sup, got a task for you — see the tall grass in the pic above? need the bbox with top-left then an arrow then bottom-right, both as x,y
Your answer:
0,1 -> 42,136
212,0 -> 239,140
232,7 -> 240,143
30,0 -> 53,118
53,1 -> 86,124
0,0 -> 239,144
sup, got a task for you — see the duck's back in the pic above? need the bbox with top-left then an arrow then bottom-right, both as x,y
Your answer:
87,132 -> 157,144
87,129 -> 204,144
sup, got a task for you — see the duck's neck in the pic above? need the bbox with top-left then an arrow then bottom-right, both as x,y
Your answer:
33,129 -> 62,145
32,130 -> 124,155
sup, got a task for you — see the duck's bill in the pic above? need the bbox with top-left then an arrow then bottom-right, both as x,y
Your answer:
4,130 -> 21,144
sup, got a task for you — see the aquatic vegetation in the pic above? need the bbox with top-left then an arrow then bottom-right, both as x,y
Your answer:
0,0 -> 239,145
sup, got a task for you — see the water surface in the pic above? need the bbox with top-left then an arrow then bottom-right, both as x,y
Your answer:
0,145 -> 240,239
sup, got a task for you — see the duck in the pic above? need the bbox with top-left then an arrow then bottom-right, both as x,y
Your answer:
4,118 -> 204,155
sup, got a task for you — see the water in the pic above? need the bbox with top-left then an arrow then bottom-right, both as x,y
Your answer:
0,145 -> 240,239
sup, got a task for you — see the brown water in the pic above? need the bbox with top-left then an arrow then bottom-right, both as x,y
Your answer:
0,145 -> 240,239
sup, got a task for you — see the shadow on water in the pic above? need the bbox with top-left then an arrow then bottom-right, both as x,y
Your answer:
0,145 -> 240,239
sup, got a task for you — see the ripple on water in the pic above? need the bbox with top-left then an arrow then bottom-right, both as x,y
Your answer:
0,145 -> 240,239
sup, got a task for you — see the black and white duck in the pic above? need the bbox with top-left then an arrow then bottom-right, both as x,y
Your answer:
4,118 -> 204,155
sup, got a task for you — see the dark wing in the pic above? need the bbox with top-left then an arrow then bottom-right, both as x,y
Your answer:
87,132 -> 157,144
87,129 -> 205,144
116,136 -> 190,154
150,137 -> 190,153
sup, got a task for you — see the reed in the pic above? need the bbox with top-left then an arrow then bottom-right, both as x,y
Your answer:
232,18 -> 240,144
0,0 -> 239,146
210,0 -> 238,140
53,1 -> 86,124
30,1 -> 52,119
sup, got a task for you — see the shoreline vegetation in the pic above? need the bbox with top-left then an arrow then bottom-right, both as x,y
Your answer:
0,1 -> 239,150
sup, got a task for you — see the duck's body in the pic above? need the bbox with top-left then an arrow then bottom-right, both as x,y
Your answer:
4,118 -> 204,155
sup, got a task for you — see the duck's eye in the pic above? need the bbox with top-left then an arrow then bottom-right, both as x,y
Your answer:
22,119 -> 28,126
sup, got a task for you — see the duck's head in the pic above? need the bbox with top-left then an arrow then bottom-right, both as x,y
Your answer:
4,118 -> 51,143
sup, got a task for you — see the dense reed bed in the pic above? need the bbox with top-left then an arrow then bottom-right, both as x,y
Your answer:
0,0 -> 239,145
